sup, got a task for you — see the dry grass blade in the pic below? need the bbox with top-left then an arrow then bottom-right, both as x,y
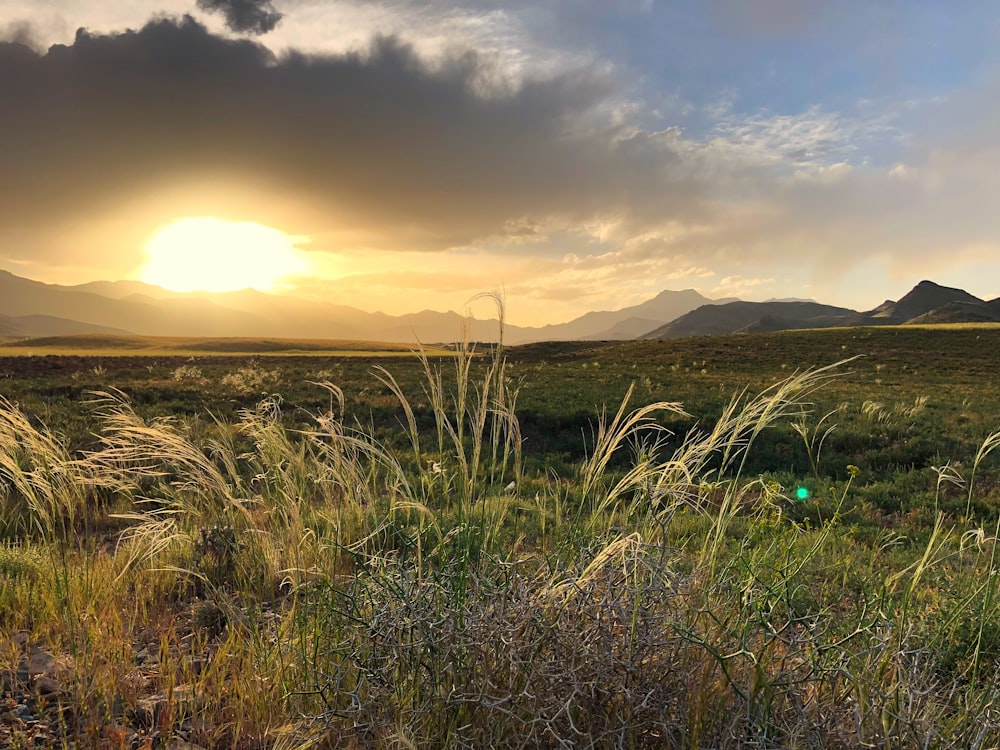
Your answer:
967,428 -> 1000,518
580,383 -> 687,516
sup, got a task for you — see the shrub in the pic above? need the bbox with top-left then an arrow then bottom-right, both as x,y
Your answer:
171,364 -> 204,382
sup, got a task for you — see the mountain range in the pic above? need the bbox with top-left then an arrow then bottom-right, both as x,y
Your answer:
0,270 -> 996,345
0,270 -> 727,344
642,280 -> 1000,339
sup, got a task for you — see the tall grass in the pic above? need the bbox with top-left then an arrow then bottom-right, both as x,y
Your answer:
0,394 -> 129,541
4,333 -> 1000,747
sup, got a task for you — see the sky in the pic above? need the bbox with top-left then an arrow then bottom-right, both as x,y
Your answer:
2,0 -> 1000,325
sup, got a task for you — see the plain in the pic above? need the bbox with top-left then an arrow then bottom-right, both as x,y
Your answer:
2,324 -> 1000,748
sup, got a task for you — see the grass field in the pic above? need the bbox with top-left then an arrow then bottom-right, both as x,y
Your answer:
3,324 -> 1000,748
0,334 -> 454,357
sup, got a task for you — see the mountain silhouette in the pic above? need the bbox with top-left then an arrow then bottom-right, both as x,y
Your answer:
526,289 -> 732,341
0,312 -> 128,338
642,281 -> 997,339
2,270 -> 994,344
642,301 -> 856,339
857,280 -> 985,324
0,270 -> 725,344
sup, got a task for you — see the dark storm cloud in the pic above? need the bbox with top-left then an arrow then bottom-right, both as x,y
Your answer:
196,0 -> 283,35
0,15 -> 702,259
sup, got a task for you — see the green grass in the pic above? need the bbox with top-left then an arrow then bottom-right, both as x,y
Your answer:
2,323 -> 1000,747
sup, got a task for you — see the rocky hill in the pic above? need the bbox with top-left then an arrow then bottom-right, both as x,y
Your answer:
642,281 -> 996,339
642,301 -> 856,339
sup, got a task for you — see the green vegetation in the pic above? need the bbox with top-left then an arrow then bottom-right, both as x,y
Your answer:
2,322 -> 1000,747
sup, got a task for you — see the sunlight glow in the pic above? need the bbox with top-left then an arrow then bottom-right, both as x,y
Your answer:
140,217 -> 310,293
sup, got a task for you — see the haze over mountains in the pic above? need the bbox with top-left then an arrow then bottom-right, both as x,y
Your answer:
0,270 -> 725,344
0,270 -> 996,345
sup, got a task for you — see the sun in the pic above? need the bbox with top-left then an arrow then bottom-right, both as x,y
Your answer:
139,217 -> 310,293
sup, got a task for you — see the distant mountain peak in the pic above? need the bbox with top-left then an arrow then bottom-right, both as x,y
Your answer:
3,267 -> 995,343
652,287 -> 698,298
867,280 -> 983,324
4,267 -> 694,343
641,277 -> 998,339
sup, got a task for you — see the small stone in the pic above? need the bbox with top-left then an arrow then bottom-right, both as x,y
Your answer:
0,711 -> 24,727
27,650 -> 56,679
123,670 -> 149,693
133,696 -> 167,728
32,676 -> 62,696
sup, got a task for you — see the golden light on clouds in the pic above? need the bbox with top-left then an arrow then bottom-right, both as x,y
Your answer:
139,217 -> 311,293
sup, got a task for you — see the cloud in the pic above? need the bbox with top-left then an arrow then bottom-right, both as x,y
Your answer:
3,7 -> 1000,317
0,15 -> 707,267
1,20 -> 39,48
196,0 -> 283,34
708,105 -> 898,170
